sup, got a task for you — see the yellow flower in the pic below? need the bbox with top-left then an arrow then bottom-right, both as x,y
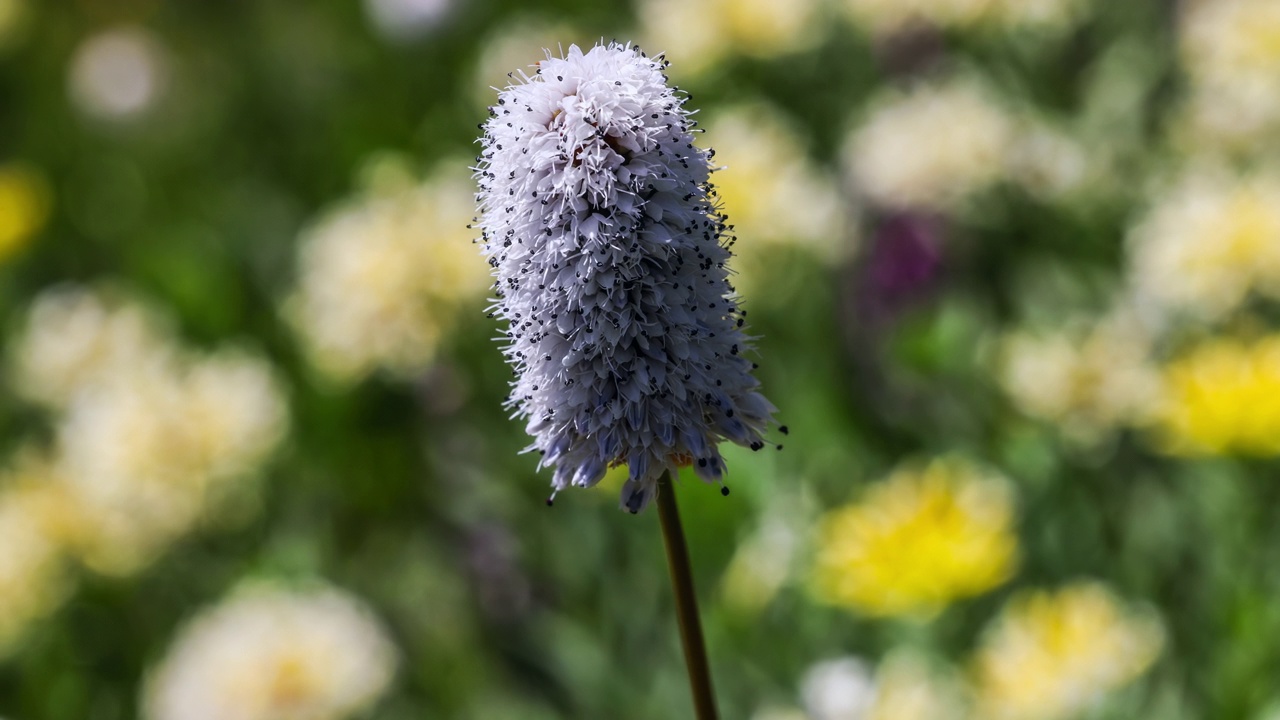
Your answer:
812,457 -> 1018,618
1152,336 -> 1280,456
973,582 -> 1163,720
0,164 -> 50,263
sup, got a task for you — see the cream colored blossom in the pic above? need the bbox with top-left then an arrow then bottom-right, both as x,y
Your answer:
812,457 -> 1018,618
870,652 -> 968,720
1127,169 -> 1280,321
58,349 -> 287,574
1177,0 -> 1280,153
707,105 -> 848,295
0,459 -> 74,655
845,80 -> 1014,211
144,585 -> 397,720
973,582 -> 1163,720
10,285 -> 174,409
842,0 -> 1082,35
1000,309 -> 1161,441
639,0 -> 822,76
286,159 -> 488,383
11,286 -> 288,575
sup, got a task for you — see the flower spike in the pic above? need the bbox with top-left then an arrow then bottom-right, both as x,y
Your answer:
475,42 -> 775,512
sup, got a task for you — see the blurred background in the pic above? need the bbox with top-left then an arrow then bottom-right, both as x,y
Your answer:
2,0 -> 1280,718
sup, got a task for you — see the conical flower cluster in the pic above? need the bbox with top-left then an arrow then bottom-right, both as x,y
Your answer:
474,42 -> 776,512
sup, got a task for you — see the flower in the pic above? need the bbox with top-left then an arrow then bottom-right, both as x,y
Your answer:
286,159 -> 489,383
972,582 -> 1163,720
0,459 -> 74,656
704,104 -> 848,295
1175,0 -> 1280,151
143,584 -> 397,720
1127,169 -> 1280,322
811,457 -> 1017,617
844,79 -> 1014,212
999,309 -> 1162,443
867,652 -> 967,720
0,163 -> 49,263
56,347 -> 287,574
1151,335 -> 1280,456
9,284 -> 175,409
10,286 -> 288,575
637,0 -> 821,76
475,42 -> 776,511
800,657 -> 878,720
841,0 -> 1083,36
796,652 -> 968,720
68,26 -> 169,121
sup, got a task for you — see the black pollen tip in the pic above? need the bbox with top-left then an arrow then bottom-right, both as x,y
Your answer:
776,444 -> 784,450
720,486 -> 730,497
779,425 -> 789,435
545,497 -> 554,507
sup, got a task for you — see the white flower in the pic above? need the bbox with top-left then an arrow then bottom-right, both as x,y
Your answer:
11,286 -> 289,575
475,43 -> 776,512
1127,168 -> 1280,322
144,585 -> 397,720
286,159 -> 488,383
801,657 -> 878,720
845,79 -> 1014,212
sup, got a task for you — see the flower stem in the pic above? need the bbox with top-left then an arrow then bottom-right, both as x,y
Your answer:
657,471 -> 719,720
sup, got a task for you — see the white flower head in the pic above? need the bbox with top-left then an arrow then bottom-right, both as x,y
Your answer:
475,42 -> 777,512
144,584 -> 397,720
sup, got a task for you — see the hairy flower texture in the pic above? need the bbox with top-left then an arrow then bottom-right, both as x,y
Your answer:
812,457 -> 1017,618
144,584 -> 396,720
475,43 -> 776,511
706,104 -> 847,294
287,159 -> 488,383
973,582 -> 1163,720
472,20 -> 590,110
845,79 -> 1014,212
11,286 -> 288,575
638,0 -> 820,76
1176,0 -> 1280,152
1152,336 -> 1280,456
1000,310 -> 1161,443
842,0 -> 1083,36
1128,169 -> 1280,322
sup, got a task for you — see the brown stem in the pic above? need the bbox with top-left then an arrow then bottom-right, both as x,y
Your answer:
656,471 -> 719,720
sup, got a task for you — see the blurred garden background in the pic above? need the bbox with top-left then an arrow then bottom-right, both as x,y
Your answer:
2,0 -> 1280,718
